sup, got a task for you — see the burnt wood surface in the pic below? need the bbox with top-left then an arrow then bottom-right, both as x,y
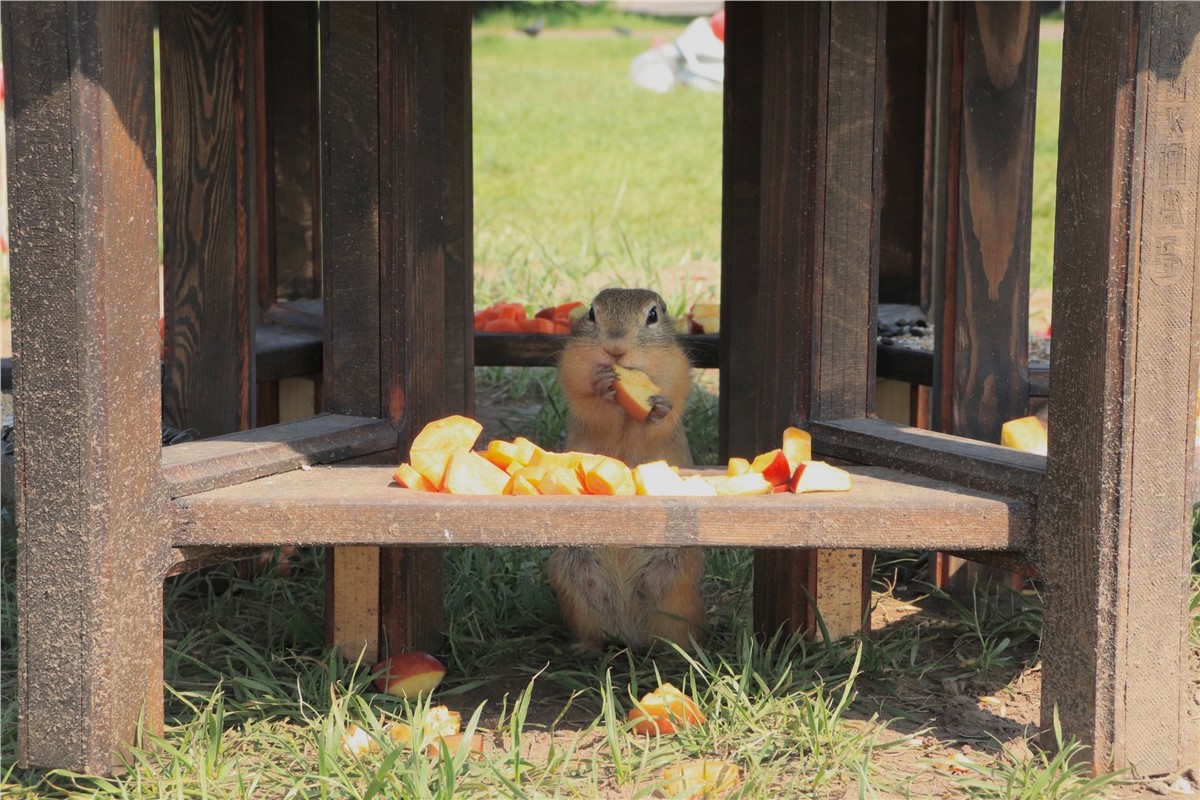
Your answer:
162,414 -> 397,497
1038,1 -> 1199,774
173,464 -> 1032,551
722,3 -> 884,639
5,3 -> 168,772
160,3 -> 256,437
810,417 -> 1044,506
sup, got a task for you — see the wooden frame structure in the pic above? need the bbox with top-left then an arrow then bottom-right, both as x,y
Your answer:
4,0 -> 1197,777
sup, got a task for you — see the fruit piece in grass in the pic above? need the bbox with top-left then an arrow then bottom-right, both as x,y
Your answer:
424,733 -> 485,759
386,705 -> 461,747
373,651 -> 446,699
789,460 -> 853,493
750,448 -> 792,486
341,723 -> 378,757
781,426 -> 812,472
661,759 -> 742,797
628,682 -> 706,735
409,415 -> 483,487
393,463 -> 438,491
442,451 -> 510,495
999,415 -> 1048,456
613,364 -> 663,423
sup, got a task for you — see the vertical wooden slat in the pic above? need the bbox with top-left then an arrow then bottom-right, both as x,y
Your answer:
6,2 -> 168,772
160,3 -> 256,438
442,4 -> 475,419
1040,1 -> 1198,774
722,2 -> 883,640
321,1 -> 385,663
931,2 -> 1038,593
322,3 -> 466,658
375,2 -> 453,657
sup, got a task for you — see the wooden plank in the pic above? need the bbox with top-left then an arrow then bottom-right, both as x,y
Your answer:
931,2 -> 1039,593
330,548 -> 381,665
5,3 -> 168,773
722,2 -> 884,639
809,417 -> 1044,504
162,413 -> 397,497
173,464 -> 1033,551
160,2 -> 256,438
1039,1 -> 1198,774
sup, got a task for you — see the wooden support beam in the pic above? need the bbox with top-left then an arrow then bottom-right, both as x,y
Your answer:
4,3 -> 169,772
160,2 -> 258,438
722,2 -> 884,641
1040,1 -> 1199,775
321,3 -> 470,660
930,2 -> 1039,592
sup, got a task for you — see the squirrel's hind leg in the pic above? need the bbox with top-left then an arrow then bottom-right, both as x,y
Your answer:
548,548 -> 614,653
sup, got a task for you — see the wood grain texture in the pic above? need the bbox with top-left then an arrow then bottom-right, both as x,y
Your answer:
1039,1 -> 1199,774
162,414 -> 397,497
160,2 -> 255,438
173,464 -> 1032,550
809,417 -> 1044,504
5,3 -> 169,772
721,3 -> 883,640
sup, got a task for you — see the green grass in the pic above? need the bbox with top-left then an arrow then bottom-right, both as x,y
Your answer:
1031,35 -> 1063,291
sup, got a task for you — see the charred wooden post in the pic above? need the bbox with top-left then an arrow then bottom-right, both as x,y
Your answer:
321,2 -> 473,661
722,2 -> 884,640
160,3 -> 258,438
1040,1 -> 1199,774
930,1 -> 1039,593
4,3 -> 169,772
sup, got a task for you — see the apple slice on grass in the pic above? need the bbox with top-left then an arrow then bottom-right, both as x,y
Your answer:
613,365 -> 663,423
373,651 -> 447,699
789,460 -> 853,493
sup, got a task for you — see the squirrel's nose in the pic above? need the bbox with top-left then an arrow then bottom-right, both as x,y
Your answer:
603,343 -> 629,360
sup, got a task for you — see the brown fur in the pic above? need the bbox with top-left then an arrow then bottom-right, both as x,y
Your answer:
547,288 -> 707,652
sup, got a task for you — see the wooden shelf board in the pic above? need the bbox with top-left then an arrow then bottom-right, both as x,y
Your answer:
174,463 -> 1033,551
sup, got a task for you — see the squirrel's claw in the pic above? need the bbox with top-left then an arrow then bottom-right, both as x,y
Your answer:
593,365 -> 617,399
645,394 -> 672,424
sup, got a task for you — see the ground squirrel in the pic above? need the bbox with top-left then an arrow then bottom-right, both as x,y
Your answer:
547,288 -> 707,653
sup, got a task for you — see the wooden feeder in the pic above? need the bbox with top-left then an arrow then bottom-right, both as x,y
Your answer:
3,1 -> 1196,777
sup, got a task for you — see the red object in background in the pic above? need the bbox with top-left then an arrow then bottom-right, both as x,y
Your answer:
710,9 -> 725,42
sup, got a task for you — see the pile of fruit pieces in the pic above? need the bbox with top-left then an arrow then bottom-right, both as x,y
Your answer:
473,299 -> 722,335
346,651 -> 740,795
392,413 -> 852,497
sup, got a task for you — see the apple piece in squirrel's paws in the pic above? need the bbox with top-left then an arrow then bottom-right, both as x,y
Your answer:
372,651 -> 446,699
612,364 -> 663,423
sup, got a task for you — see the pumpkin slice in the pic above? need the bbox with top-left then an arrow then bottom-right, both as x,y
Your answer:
441,451 -> 509,495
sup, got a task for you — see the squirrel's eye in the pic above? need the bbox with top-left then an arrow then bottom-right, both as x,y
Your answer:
587,306 -> 595,322
646,306 -> 659,325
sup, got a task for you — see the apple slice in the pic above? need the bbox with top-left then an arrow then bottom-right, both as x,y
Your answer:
726,457 -> 751,476
750,448 -> 792,486
633,460 -> 690,495
781,426 -> 812,472
789,460 -> 853,493
689,301 -> 721,334
662,760 -> 742,797
409,415 -> 483,487
1000,415 -> 1047,455
386,705 -> 461,747
424,732 -> 485,760
373,651 -> 446,699
705,473 -> 774,496
441,451 -> 510,495
613,365 -> 663,423
393,463 -> 438,492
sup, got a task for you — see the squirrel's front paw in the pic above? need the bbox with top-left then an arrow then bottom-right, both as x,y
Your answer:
645,394 -> 672,424
593,365 -> 617,399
